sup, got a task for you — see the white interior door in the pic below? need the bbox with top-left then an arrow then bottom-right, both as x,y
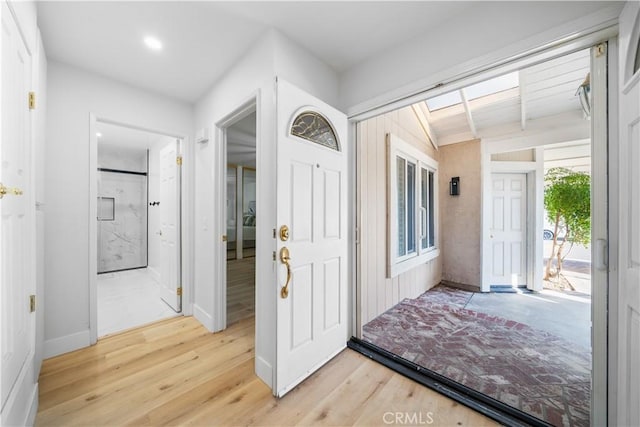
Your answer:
275,79 -> 348,396
489,173 -> 527,287
616,3 -> 640,425
1,0 -> 34,415
158,140 -> 181,312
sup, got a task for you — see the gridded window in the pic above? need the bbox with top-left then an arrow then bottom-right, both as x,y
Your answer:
388,134 -> 439,277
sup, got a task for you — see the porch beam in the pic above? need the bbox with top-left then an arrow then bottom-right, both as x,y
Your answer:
459,89 -> 478,138
519,70 -> 527,130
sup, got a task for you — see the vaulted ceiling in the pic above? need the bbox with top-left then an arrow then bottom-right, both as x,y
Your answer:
412,48 -> 591,146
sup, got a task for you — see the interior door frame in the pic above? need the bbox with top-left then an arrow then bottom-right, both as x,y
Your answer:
348,28 -> 617,424
88,115 -> 191,344
211,96 -> 257,334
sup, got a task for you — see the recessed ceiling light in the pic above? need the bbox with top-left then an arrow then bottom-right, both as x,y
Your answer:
96,132 -> 102,138
144,36 -> 163,51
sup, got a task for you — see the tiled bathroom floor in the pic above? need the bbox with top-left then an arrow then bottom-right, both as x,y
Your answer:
97,268 -> 180,337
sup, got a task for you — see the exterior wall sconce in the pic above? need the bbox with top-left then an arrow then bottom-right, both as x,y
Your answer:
576,73 -> 591,119
450,177 -> 460,196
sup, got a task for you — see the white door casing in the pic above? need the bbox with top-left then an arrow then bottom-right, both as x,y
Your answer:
158,140 -> 181,312
489,173 -> 527,287
616,3 -> 640,426
1,0 -> 35,417
275,79 -> 348,397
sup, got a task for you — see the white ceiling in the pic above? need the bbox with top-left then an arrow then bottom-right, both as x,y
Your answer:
36,1 -> 473,103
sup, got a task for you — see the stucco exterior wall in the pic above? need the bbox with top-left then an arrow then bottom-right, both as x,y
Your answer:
439,139 -> 482,288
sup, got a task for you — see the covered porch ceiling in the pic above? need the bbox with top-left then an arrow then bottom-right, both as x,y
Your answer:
412,48 -> 591,147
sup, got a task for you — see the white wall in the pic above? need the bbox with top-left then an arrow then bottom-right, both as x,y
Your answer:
339,2 -> 623,114
193,28 -> 339,389
44,61 -> 193,357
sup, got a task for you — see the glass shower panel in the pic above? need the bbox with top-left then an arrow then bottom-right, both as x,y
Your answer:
97,171 -> 148,273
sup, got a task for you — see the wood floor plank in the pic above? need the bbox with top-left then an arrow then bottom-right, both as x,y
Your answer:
226,257 -> 255,325
36,316 -> 498,427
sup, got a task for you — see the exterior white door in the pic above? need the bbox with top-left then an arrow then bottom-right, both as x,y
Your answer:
489,173 -> 527,287
1,0 -> 35,419
616,3 -> 640,425
275,79 -> 348,396
158,140 -> 181,312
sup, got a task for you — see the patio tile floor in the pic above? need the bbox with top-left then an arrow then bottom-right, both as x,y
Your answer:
362,285 -> 591,427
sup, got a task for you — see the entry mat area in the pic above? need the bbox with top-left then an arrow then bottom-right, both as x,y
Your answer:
362,286 -> 591,427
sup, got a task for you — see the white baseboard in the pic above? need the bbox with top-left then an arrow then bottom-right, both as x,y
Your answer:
147,266 -> 161,282
255,355 -> 273,390
1,354 -> 38,427
44,329 -> 91,359
25,383 -> 38,427
193,304 -> 214,332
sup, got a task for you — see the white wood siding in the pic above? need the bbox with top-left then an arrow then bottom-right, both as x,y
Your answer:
356,107 -> 441,334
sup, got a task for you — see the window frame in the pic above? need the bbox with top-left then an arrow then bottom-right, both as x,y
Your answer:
387,133 -> 439,278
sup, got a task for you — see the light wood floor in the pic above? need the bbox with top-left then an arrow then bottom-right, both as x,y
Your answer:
227,256 -> 255,325
36,316 -> 497,427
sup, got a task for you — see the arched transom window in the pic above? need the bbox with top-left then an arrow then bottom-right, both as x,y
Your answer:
290,111 -> 340,151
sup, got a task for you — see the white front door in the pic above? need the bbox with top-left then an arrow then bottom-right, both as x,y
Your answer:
489,173 -> 527,287
616,3 -> 640,425
158,140 -> 181,312
1,0 -> 35,420
275,79 -> 348,396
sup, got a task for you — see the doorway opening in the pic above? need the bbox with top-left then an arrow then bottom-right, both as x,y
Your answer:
95,122 -> 182,338
355,45 -> 603,426
225,112 -> 257,327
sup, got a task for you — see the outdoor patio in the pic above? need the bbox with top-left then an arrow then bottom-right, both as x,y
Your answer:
362,282 -> 591,427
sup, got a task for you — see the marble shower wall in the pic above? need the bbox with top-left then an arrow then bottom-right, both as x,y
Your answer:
97,149 -> 148,273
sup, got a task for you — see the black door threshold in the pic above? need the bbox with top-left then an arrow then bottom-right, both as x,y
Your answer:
348,338 -> 552,427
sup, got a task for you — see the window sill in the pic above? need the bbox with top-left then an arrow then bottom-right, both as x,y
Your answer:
389,248 -> 440,278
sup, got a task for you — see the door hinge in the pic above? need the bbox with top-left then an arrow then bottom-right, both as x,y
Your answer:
272,251 -> 276,261
595,43 -> 606,57
272,228 -> 276,239
176,287 -> 182,296
28,92 -> 36,110
29,295 -> 36,312
176,156 -> 183,166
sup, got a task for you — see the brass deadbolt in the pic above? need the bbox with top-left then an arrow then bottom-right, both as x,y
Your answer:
279,225 -> 290,242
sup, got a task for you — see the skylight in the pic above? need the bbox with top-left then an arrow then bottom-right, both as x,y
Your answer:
425,72 -> 519,112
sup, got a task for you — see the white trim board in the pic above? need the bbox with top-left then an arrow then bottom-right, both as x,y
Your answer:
193,304 -> 214,333
44,330 -> 91,359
